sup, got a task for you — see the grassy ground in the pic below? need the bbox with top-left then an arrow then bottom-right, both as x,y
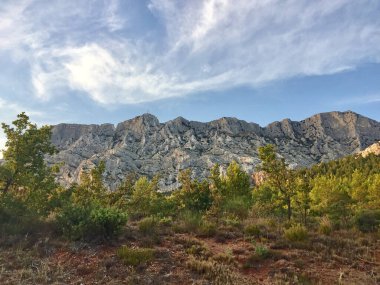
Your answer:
0,219 -> 379,285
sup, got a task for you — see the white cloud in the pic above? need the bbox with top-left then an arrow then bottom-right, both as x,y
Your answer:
335,94 -> 380,107
102,0 -> 125,32
1,0 -> 380,105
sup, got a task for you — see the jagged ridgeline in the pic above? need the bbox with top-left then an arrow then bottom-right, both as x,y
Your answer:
47,111 -> 380,189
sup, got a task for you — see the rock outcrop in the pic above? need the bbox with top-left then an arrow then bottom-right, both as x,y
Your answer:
358,141 -> 380,157
47,111 -> 380,190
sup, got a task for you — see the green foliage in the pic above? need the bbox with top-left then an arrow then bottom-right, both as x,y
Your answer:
221,195 -> 250,219
56,202 -> 127,241
354,210 -> 380,233
310,176 -> 352,224
318,216 -> 333,235
138,216 -> 159,236
175,210 -> 203,233
117,246 -> 155,266
223,161 -> 251,198
244,224 -> 261,237
128,176 -> 166,218
0,112 -> 57,216
254,244 -> 270,259
197,220 -> 217,237
284,224 -> 308,242
257,145 -> 295,220
173,169 -> 213,213
0,193 -> 41,235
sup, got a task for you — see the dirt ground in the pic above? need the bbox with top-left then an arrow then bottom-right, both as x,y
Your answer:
0,224 -> 379,285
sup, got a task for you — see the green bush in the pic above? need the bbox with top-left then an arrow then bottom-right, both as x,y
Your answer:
355,210 -> 380,233
138,216 -> 159,236
284,224 -> 308,242
89,206 -> 127,238
319,216 -> 333,235
244,224 -> 261,237
117,246 -> 155,266
0,194 -> 42,235
175,210 -> 202,233
222,196 -> 250,219
254,245 -> 270,259
222,215 -> 242,228
197,220 -> 217,237
243,245 -> 271,268
57,203 -> 127,241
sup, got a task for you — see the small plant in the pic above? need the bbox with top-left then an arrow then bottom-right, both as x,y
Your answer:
159,216 -> 173,227
138,216 -> 158,236
243,244 -> 271,268
222,215 -> 242,228
284,224 -> 308,242
319,216 -> 333,235
355,210 -> 380,233
117,246 -> 155,266
176,210 -> 202,233
254,244 -> 270,258
212,251 -> 235,265
186,256 -> 241,284
186,243 -> 211,259
244,224 -> 261,237
197,220 -> 217,237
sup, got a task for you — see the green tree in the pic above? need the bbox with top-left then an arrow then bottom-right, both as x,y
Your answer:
257,144 -> 295,220
223,161 -> 251,198
310,176 -> 352,224
173,169 -> 213,213
0,112 -> 57,215
128,176 -> 162,218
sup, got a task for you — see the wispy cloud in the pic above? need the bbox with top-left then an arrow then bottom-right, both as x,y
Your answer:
334,94 -> 380,107
1,0 -> 380,105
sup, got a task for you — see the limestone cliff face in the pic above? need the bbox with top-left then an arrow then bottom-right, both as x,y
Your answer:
359,141 -> 380,157
47,111 -> 380,190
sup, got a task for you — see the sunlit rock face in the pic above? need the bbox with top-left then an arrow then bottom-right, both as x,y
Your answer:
359,141 -> 380,157
47,111 -> 380,190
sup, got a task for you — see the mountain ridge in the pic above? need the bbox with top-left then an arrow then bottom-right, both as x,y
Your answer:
48,110 -> 380,190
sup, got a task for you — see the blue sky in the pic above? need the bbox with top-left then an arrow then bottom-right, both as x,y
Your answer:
1,0 -> 380,152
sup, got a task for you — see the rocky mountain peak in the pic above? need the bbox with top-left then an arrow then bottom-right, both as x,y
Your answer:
47,111 -> 380,190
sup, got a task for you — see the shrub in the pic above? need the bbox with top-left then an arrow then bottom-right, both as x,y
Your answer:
57,203 -> 127,241
138,216 -> 159,236
254,245 -> 270,259
284,224 -> 308,242
222,196 -> 250,219
355,210 -> 380,233
197,220 -> 217,237
89,206 -> 127,239
0,194 -> 42,235
212,252 -> 235,265
186,256 -> 241,285
117,246 -> 155,266
244,224 -> 261,237
319,216 -> 333,235
175,210 -> 202,233
159,216 -> 173,227
222,215 -> 242,228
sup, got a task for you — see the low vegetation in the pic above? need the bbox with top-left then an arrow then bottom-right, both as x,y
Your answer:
0,113 -> 379,284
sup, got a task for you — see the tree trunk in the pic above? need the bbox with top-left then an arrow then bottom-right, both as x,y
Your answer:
2,178 -> 12,194
287,199 -> 292,221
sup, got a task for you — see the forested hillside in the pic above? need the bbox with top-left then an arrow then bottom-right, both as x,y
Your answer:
0,113 -> 379,284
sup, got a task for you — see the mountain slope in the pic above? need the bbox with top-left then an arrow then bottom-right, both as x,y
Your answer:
48,111 -> 380,189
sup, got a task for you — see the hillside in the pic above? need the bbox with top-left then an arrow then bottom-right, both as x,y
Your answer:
48,111 -> 380,189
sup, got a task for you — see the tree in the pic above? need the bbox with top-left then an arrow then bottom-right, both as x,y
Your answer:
224,161 -> 251,198
257,144 -> 295,220
0,112 -> 57,215
174,169 -> 213,213
310,176 -> 352,224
